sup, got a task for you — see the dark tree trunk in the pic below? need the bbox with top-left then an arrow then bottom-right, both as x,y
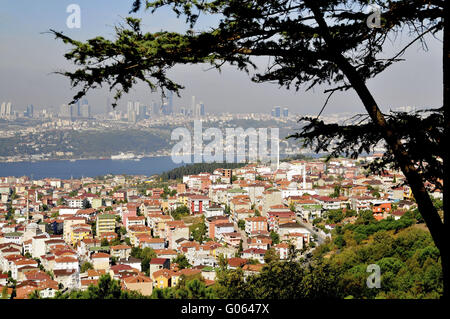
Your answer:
340,58 -> 447,298
336,55 -> 444,250
307,1 -> 447,298
442,0 -> 449,299
337,60 -> 447,299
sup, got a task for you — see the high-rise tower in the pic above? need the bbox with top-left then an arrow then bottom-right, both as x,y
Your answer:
191,96 -> 196,116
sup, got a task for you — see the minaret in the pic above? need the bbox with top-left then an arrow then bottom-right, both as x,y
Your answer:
303,164 -> 306,189
26,190 -> 29,222
276,137 -> 280,170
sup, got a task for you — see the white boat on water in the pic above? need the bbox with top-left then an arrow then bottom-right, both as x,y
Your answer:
111,152 -> 136,160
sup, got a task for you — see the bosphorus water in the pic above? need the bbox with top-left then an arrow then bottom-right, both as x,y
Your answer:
0,156 -> 184,179
0,153 -> 323,179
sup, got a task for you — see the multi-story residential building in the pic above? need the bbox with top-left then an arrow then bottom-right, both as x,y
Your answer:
54,256 -> 79,271
110,245 -> 132,260
267,211 -> 296,231
241,248 -> 266,264
165,221 -> 189,249
136,236 -> 165,250
214,223 -> 235,241
96,214 -> 116,238
67,196 -> 84,209
149,258 -> 170,279
203,205 -> 224,219
31,234 -> 50,259
206,216 -> 229,239
245,216 -> 268,235
91,253 -> 110,271
63,216 -> 85,243
126,216 -> 146,231
70,224 -> 92,245
188,195 -> 210,215
128,225 -> 152,246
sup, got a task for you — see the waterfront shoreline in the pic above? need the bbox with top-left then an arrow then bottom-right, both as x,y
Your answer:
0,155 -> 182,179
0,151 -> 173,164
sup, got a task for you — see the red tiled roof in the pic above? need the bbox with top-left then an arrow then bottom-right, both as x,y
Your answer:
149,258 -> 168,265
227,257 -> 248,268
91,252 -> 110,259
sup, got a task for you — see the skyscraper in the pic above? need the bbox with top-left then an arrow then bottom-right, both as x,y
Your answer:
161,102 -> 170,115
0,102 -> 13,118
191,96 -> 196,116
139,104 -> 147,119
199,102 -> 205,116
26,104 -> 34,118
282,107 -> 289,117
71,101 -> 79,119
127,101 -> 137,123
60,104 -> 72,118
274,106 -> 281,118
79,99 -> 90,118
80,103 -> 91,118
0,102 -> 5,117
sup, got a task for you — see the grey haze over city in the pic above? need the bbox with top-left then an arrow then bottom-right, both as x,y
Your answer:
0,0 -> 444,116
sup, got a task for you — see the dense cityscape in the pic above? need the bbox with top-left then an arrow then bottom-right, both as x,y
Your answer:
0,154 -> 443,299
0,0 -> 446,307
0,97 -> 393,163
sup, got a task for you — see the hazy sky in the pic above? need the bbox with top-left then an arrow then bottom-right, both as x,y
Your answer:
0,0 -> 443,115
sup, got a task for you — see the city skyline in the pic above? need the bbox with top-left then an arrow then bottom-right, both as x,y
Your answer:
1,93 -> 293,117
0,0 -> 444,117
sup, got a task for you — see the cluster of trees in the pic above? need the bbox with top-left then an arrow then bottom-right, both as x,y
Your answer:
130,247 -> 157,276
160,162 -> 245,181
212,222 -> 442,299
172,254 -> 191,269
47,274 -> 214,300
366,186 -> 382,198
330,185 -> 342,198
214,257 -> 341,299
80,262 -> 94,273
5,204 -> 13,220
189,218 -> 208,244
280,154 -> 315,162
49,275 -> 146,299
319,226 -> 442,298
347,216 -> 415,244
171,205 -> 190,220
270,231 -> 280,245
160,186 -> 177,199
151,278 -> 216,299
